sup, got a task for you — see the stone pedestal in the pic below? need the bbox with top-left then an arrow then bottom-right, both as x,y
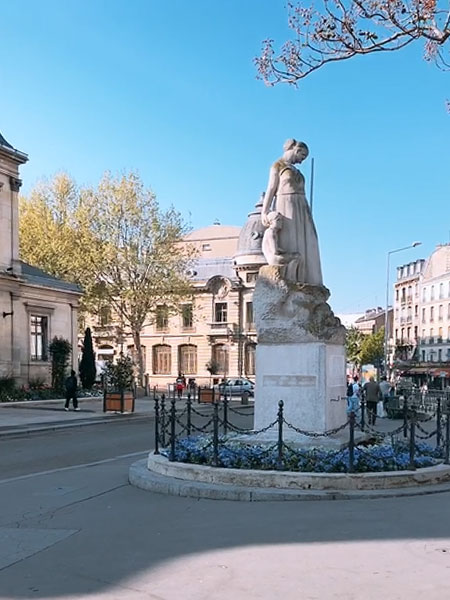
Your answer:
253,266 -> 347,436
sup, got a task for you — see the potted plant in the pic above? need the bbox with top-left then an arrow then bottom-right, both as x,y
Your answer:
103,354 -> 136,413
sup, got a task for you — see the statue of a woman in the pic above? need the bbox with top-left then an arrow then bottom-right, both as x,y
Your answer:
261,139 -> 323,285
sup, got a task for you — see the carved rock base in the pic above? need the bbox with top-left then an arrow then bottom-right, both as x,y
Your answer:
254,266 -> 347,434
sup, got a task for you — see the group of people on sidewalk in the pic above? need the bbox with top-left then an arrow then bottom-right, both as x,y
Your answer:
346,375 -> 392,426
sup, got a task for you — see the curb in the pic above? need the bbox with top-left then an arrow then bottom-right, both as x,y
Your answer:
129,459 -> 450,502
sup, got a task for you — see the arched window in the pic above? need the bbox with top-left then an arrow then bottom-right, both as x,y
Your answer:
245,343 -> 256,376
98,344 -> 114,361
179,344 -> 197,375
153,345 -> 171,374
213,344 -> 228,375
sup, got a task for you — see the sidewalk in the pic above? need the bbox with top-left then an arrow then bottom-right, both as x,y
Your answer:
0,396 -> 158,437
0,395 -> 230,438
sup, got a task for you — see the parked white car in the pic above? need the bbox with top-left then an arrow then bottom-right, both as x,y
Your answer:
214,378 -> 255,397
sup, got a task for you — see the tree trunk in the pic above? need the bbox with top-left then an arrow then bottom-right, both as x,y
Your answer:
132,329 -> 144,388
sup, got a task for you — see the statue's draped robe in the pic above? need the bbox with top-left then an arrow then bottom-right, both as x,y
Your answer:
274,161 -> 323,286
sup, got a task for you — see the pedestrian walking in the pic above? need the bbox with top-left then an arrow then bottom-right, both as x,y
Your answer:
64,370 -> 79,411
346,375 -> 361,415
363,376 -> 381,425
175,374 -> 184,399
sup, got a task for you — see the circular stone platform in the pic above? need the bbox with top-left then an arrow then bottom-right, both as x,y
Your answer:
128,454 -> 450,501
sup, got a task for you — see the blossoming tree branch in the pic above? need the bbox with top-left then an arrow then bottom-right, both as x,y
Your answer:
255,0 -> 450,86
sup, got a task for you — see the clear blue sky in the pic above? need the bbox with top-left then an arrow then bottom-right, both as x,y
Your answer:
1,0 -> 448,313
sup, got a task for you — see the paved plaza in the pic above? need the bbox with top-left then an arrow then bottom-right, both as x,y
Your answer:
0,403 -> 449,599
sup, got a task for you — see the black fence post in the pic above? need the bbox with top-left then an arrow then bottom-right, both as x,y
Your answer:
223,396 -> 228,436
445,411 -> 450,465
409,408 -> 416,471
436,397 -> 442,448
348,411 -> 355,473
403,397 -> 408,438
186,393 -> 192,437
161,394 -> 166,447
212,400 -> 219,466
360,399 -> 365,431
169,398 -> 176,462
154,396 -> 160,455
276,400 -> 284,471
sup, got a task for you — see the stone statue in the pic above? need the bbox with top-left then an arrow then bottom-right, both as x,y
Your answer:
261,139 -> 323,285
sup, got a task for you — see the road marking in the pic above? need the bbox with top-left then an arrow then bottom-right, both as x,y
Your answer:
0,450 -> 149,485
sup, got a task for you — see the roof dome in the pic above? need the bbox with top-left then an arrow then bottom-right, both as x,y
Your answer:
234,194 -> 267,270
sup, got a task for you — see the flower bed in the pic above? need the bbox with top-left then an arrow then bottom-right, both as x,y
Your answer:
161,435 -> 443,473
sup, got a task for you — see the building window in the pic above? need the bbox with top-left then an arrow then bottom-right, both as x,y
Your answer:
407,327 -> 411,340
422,350 -> 426,361
448,303 -> 450,319
213,344 -> 229,375
439,305 -> 443,321
245,343 -> 256,376
422,308 -> 426,323
438,349 -> 442,361
246,302 -> 254,329
30,315 -> 48,361
246,272 -> 258,283
440,283 -> 444,299
422,288 -> 427,302
430,306 -> 434,322
214,302 -> 227,323
414,305 -> 418,316
99,305 -> 111,327
431,285 -> 435,301
202,243 -> 211,251
181,304 -> 193,329
155,305 -> 168,331
430,328 -> 434,343
153,345 -> 171,374
179,344 -> 197,375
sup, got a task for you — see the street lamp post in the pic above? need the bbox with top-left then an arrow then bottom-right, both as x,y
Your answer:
384,242 -> 422,376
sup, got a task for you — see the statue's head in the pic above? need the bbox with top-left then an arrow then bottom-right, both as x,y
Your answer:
283,139 -> 309,164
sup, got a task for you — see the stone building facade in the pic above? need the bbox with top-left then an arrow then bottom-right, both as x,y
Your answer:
0,132 -> 81,385
393,248 -> 450,381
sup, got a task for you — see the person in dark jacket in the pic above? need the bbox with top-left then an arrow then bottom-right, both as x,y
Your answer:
363,377 -> 381,425
64,370 -> 79,411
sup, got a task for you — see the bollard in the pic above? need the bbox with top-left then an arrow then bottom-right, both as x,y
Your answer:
186,393 -> 192,437
437,397 -> 442,448
409,408 -> 416,471
169,398 -> 176,462
403,397 -> 408,438
445,412 -> 450,465
154,396 -> 160,455
348,411 -> 355,473
223,396 -> 228,435
161,394 -> 166,447
276,400 -> 284,470
212,401 -> 219,466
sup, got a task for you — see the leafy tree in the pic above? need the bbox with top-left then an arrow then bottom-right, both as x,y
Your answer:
256,1 -> 450,87
346,326 -> 365,368
82,172 -> 193,386
360,326 -> 385,367
79,327 -> 96,389
20,172 -> 193,387
49,337 -> 72,393
19,174 -> 101,315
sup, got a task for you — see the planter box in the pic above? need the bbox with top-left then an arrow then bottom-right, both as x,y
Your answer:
103,391 -> 135,413
198,388 -> 215,404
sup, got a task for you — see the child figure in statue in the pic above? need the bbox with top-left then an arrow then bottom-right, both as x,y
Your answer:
262,211 -> 304,282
